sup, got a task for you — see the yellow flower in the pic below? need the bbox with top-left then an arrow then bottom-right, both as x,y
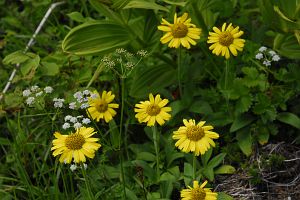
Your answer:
172,119 -> 219,156
158,13 -> 201,49
134,93 -> 172,126
207,23 -> 245,59
181,180 -> 218,200
87,90 -> 119,123
51,127 -> 101,163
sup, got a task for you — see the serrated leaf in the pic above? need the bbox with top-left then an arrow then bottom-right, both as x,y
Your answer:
277,112 -> 300,129
236,95 -> 252,113
230,114 -> 254,132
236,128 -> 252,156
123,0 -> 169,12
62,21 -> 131,56
215,165 -> 236,174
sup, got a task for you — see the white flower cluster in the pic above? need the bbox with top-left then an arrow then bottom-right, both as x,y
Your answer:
70,163 -> 87,172
255,46 -> 280,66
136,50 -> 148,57
63,114 -> 91,130
53,98 -> 65,108
23,85 -> 53,106
69,90 -> 96,110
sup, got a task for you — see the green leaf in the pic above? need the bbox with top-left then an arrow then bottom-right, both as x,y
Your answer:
3,50 -> 30,65
274,34 -> 300,59
217,192 -> 234,200
125,188 -> 138,200
183,162 -> 193,186
236,128 -> 252,156
207,153 -> 226,168
257,126 -> 270,145
130,64 -> 176,98
20,53 -> 40,76
189,100 -> 213,114
62,21 -> 131,56
202,167 -> 214,181
277,112 -> 300,129
201,148 -> 212,166
136,152 -> 156,162
67,12 -> 86,23
215,165 -> 236,174
40,62 -> 60,76
230,114 -> 255,133
235,95 -> 252,113
123,0 -> 169,12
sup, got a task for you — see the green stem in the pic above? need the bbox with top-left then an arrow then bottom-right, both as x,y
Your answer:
192,153 -> 196,180
224,60 -> 230,114
119,78 -> 127,199
81,164 -> 94,200
177,47 -> 183,97
152,125 -> 160,181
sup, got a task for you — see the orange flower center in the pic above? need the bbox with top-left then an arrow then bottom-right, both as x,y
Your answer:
65,134 -> 85,150
146,104 -> 161,116
219,31 -> 234,46
96,99 -> 108,112
191,187 -> 206,200
172,23 -> 188,38
186,126 -> 205,141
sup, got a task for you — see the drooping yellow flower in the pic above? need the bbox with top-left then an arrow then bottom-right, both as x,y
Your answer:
134,93 -> 172,126
207,23 -> 245,59
51,127 -> 101,163
173,119 -> 219,156
87,90 -> 119,123
181,180 -> 218,200
158,13 -> 201,49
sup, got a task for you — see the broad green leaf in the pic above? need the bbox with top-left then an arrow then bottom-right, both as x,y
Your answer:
20,53 -> 40,76
163,0 -> 186,6
160,172 -> 176,182
257,126 -> 270,145
207,153 -> 226,168
130,64 -> 176,98
217,192 -> 233,200
274,34 -> 300,59
189,100 -> 213,114
201,148 -> 212,166
62,21 -> 131,56
202,167 -> 214,181
40,62 -> 60,76
166,152 -> 184,167
67,12 -> 86,22
183,162 -> 193,186
235,95 -> 252,113
236,128 -> 252,156
125,188 -> 138,200
3,50 -> 30,65
215,165 -> 236,174
230,114 -> 255,133
136,152 -> 156,162
277,112 -> 300,129
123,1 -> 169,12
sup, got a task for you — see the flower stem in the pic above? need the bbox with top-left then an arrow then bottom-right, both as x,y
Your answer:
152,125 -> 160,181
193,153 -> 196,180
119,78 -> 127,199
81,164 -> 94,200
177,47 -> 183,97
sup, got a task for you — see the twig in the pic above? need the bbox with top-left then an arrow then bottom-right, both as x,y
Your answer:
0,1 -> 65,101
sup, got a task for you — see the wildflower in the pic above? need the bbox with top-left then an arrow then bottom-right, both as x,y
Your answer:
87,91 -> 119,123
115,48 -> 127,54
44,86 -> 53,93
51,126 -> 101,163
62,123 -> 71,130
207,23 -> 245,59
137,50 -> 148,57
70,117 -> 77,123
263,60 -> 271,66
76,115 -> 83,119
172,119 -> 219,156
82,90 -> 90,95
74,91 -> 83,101
36,91 -> 43,97
53,98 -> 64,108
158,13 -> 201,49
82,118 -> 91,124
31,85 -> 39,92
134,93 -> 172,126
74,122 -> 82,129
26,97 -> 35,105
268,50 -> 276,56
255,53 -> 263,60
69,102 -> 76,109
23,89 -> 31,97
65,115 -> 72,121
80,103 -> 89,109
181,180 -> 217,200
70,164 -> 77,172
83,163 -> 88,170
272,55 -> 280,61
259,46 -> 267,52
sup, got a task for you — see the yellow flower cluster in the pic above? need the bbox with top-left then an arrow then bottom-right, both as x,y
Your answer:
158,12 -> 245,59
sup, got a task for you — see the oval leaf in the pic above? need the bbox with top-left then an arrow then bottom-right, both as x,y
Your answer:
62,21 -> 131,56
277,112 -> 300,129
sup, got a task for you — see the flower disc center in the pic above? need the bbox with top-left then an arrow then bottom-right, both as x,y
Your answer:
219,31 -> 234,46
172,23 -> 188,38
146,104 -> 161,116
96,100 -> 108,112
186,126 -> 204,141
65,134 -> 85,150
191,188 -> 206,200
